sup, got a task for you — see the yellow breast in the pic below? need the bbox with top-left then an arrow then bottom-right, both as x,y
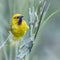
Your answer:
11,20 -> 29,40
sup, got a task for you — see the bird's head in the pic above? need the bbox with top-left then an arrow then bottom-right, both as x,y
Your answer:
12,14 -> 24,25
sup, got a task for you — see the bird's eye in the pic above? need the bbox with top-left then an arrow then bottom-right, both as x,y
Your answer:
17,16 -> 20,19
14,16 -> 20,19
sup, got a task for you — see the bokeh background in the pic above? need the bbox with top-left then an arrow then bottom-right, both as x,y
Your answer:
0,0 -> 60,60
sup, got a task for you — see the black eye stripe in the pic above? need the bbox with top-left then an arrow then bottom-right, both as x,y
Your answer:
14,16 -> 20,19
18,16 -> 23,25
17,16 -> 20,19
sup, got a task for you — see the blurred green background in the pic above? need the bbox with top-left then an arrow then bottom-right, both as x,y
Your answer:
30,0 -> 60,60
0,0 -> 60,60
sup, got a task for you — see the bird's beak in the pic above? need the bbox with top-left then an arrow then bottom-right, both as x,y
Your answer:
19,16 -> 24,19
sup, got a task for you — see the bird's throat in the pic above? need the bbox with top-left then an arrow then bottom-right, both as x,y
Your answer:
18,18 -> 22,25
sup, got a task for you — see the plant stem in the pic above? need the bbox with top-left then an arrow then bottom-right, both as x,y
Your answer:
15,41 -> 19,60
9,45 -> 13,60
0,36 -> 9,60
3,47 -> 8,60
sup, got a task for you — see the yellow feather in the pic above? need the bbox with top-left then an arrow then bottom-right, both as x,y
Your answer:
11,14 -> 29,41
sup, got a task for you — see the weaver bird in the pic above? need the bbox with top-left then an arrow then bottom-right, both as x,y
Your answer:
11,14 -> 29,41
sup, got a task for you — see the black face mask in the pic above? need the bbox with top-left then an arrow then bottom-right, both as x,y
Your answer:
18,16 -> 24,25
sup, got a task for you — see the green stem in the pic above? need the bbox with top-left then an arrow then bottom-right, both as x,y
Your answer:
25,51 -> 29,60
0,36 -> 9,60
40,10 -> 60,30
15,41 -> 18,60
9,45 -> 13,60
3,47 -> 8,60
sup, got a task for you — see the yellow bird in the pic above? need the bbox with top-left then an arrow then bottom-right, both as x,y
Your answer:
11,14 -> 29,41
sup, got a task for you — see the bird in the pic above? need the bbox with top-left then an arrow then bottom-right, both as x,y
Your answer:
10,14 -> 29,41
